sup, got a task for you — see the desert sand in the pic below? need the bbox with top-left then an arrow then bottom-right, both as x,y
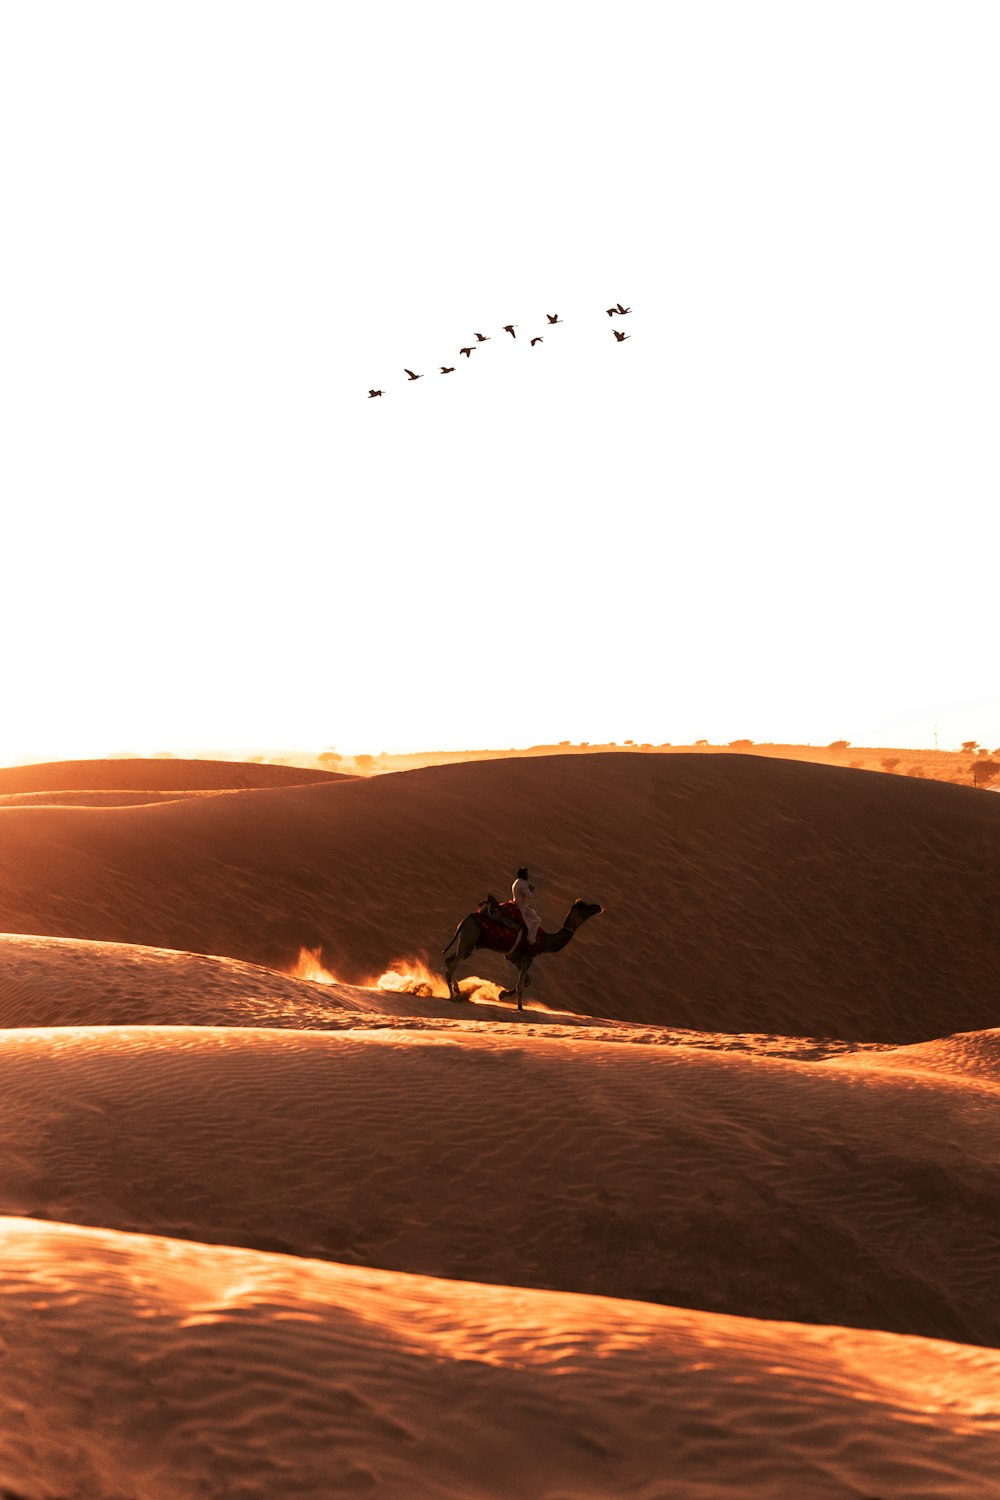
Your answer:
2,751 -> 999,1496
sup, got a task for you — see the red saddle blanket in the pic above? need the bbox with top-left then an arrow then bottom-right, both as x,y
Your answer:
476,899 -> 546,956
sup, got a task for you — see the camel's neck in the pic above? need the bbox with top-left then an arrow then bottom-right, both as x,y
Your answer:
543,907 -> 584,953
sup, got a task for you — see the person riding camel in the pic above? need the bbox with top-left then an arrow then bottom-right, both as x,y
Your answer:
506,865 -> 542,958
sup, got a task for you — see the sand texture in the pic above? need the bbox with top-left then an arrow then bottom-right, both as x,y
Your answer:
3,753 -> 1000,1495
3,1216 -> 1000,1500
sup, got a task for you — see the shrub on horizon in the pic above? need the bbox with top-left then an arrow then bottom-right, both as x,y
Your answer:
828,740 -> 850,751
972,759 -> 1000,788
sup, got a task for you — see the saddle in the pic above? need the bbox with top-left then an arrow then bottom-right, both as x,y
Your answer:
476,895 -> 544,957
477,894 -> 524,930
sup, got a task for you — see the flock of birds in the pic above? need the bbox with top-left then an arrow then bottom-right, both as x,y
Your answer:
367,302 -> 632,396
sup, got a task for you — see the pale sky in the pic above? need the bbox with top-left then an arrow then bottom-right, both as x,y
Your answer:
2,1 -> 998,762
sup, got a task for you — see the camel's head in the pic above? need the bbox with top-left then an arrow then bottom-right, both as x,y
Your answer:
570,899 -> 603,926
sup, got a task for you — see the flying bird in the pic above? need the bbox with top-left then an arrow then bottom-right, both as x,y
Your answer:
473,332 -> 491,342
503,324 -> 517,338
615,303 -> 631,315
545,313 -> 563,324
440,366 -> 455,374
459,346 -> 474,357
368,389 -> 384,398
606,308 -> 618,317
613,329 -> 630,342
530,336 -> 543,346
404,369 -> 423,381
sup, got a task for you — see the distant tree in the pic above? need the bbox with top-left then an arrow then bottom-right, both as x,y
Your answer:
318,751 -> 342,767
828,740 -> 850,751
728,739 -> 753,749
962,741 -> 979,754
558,740 -> 571,747
881,757 -> 901,773
354,753 -> 374,771
972,760 -> 1000,788
624,739 -> 635,745
695,738 -> 709,746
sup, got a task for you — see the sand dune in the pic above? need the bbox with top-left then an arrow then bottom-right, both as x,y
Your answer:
2,1215 -> 999,1500
3,1014 -> 1000,1347
0,933 -> 605,1031
3,753 -> 1000,1491
0,755 -> 349,793
2,753 -> 999,1040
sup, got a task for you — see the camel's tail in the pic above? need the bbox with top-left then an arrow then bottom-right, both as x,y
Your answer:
442,921 -> 463,956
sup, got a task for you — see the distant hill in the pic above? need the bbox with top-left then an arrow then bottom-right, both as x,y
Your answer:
0,757 -> 352,794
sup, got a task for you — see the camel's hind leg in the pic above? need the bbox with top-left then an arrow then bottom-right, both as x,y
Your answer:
444,925 -> 476,1000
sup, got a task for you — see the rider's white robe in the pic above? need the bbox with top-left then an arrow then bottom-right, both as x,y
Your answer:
512,877 -> 541,941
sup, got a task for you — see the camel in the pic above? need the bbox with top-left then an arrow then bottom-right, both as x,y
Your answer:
442,898 -> 603,1010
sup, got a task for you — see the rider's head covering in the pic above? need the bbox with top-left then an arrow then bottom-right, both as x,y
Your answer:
516,866 -> 529,879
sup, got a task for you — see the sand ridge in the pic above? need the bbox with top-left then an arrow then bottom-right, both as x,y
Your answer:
0,756 -> 351,793
3,1016 -> 1000,1347
3,1216 -> 999,1500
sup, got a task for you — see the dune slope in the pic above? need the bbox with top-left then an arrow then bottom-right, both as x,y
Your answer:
3,1217 -> 999,1500
2,753 -> 999,1039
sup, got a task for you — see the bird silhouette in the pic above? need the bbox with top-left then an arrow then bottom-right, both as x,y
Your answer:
440,366 -> 455,374
473,332 -> 490,342
606,308 -> 618,317
613,329 -> 630,342
546,313 -> 563,324
404,369 -> 423,381
530,336 -> 543,346
368,389 -> 384,398
503,324 -> 517,338
615,303 -> 631,315
459,346 -> 474,358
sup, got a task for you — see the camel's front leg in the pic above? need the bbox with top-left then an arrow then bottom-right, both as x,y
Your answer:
444,930 -> 477,1000
515,959 -> 532,1011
